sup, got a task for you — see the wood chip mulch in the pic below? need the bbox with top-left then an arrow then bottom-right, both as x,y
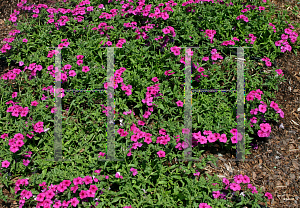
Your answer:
0,0 -> 300,208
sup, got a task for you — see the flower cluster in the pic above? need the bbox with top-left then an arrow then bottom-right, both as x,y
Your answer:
236,14 -> 249,22
275,25 -> 298,53
6,101 -> 29,118
204,29 -> 217,43
245,33 -> 257,45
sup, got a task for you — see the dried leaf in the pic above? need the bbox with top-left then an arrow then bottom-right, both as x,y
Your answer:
252,172 -> 256,180
224,163 -> 233,173
292,160 -> 299,170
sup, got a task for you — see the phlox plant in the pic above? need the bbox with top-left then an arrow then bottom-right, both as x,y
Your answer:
0,0 -> 298,207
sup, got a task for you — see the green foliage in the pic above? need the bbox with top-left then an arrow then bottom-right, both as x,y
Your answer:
0,0 -> 295,207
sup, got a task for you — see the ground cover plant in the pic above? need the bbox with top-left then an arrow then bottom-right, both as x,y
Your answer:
0,0 -> 299,207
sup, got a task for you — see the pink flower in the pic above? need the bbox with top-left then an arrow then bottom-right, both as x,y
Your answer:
77,59 -> 83,66
144,136 -> 152,144
130,168 -> 138,176
242,175 -> 250,183
152,77 -> 159,82
12,92 -> 17,98
115,172 -> 122,178
159,129 -> 166,135
234,174 -> 244,184
231,136 -> 237,144
82,66 -> 90,73
162,27 -> 170,34
197,67 -> 205,73
176,100 -> 183,107
258,104 -> 267,113
207,134 -> 217,143
270,101 -> 278,109
258,130 -> 269,137
193,131 -> 202,139
219,134 -> 227,143
73,177 -> 83,186
230,183 -> 241,191
197,136 -> 207,144
260,123 -> 271,132
275,69 -> 284,77
157,150 -> 165,158
199,203 -> 212,208
2,160 -> 10,168
250,117 -> 257,124
31,100 -> 38,106
138,120 -> 145,126
202,57 -> 209,61
246,94 -> 254,101
36,193 -> 45,202
22,38 -> 28,43
194,170 -> 200,176
83,175 -> 93,185
212,191 -> 220,199
13,68 -> 21,74
1,133 -> 9,140
89,184 -> 98,193
277,109 -> 284,118
182,128 -> 190,134
130,134 -> 139,142
69,70 -> 76,77
223,178 -> 230,185
265,192 -> 273,200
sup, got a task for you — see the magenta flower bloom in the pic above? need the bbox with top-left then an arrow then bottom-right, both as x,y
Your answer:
275,69 -> 284,77
22,38 -> 28,43
176,100 -> 183,107
130,168 -> 138,176
219,134 -> 227,143
83,175 -> 93,185
76,55 -> 84,60
2,160 -> 10,168
98,152 -> 105,157
265,192 -> 273,200
199,203 -> 212,208
259,104 -> 267,113
69,70 -> 76,77
77,60 -> 83,66
106,41 -> 112,46
152,77 -> 159,82
230,183 -> 241,191
64,64 -> 72,70
159,129 -> 166,135
212,190 -> 221,199
82,66 -> 90,73
1,133 -> 9,140
157,150 -> 165,158
242,175 -> 250,183
234,174 -> 244,184
12,92 -> 17,98
202,57 -> 209,61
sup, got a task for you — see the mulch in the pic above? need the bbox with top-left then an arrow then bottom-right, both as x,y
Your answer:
0,0 -> 300,207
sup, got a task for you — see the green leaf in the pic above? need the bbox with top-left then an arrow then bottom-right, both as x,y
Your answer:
157,180 -> 167,185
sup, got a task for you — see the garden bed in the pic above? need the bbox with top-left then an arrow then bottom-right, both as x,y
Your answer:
0,0 -> 300,207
